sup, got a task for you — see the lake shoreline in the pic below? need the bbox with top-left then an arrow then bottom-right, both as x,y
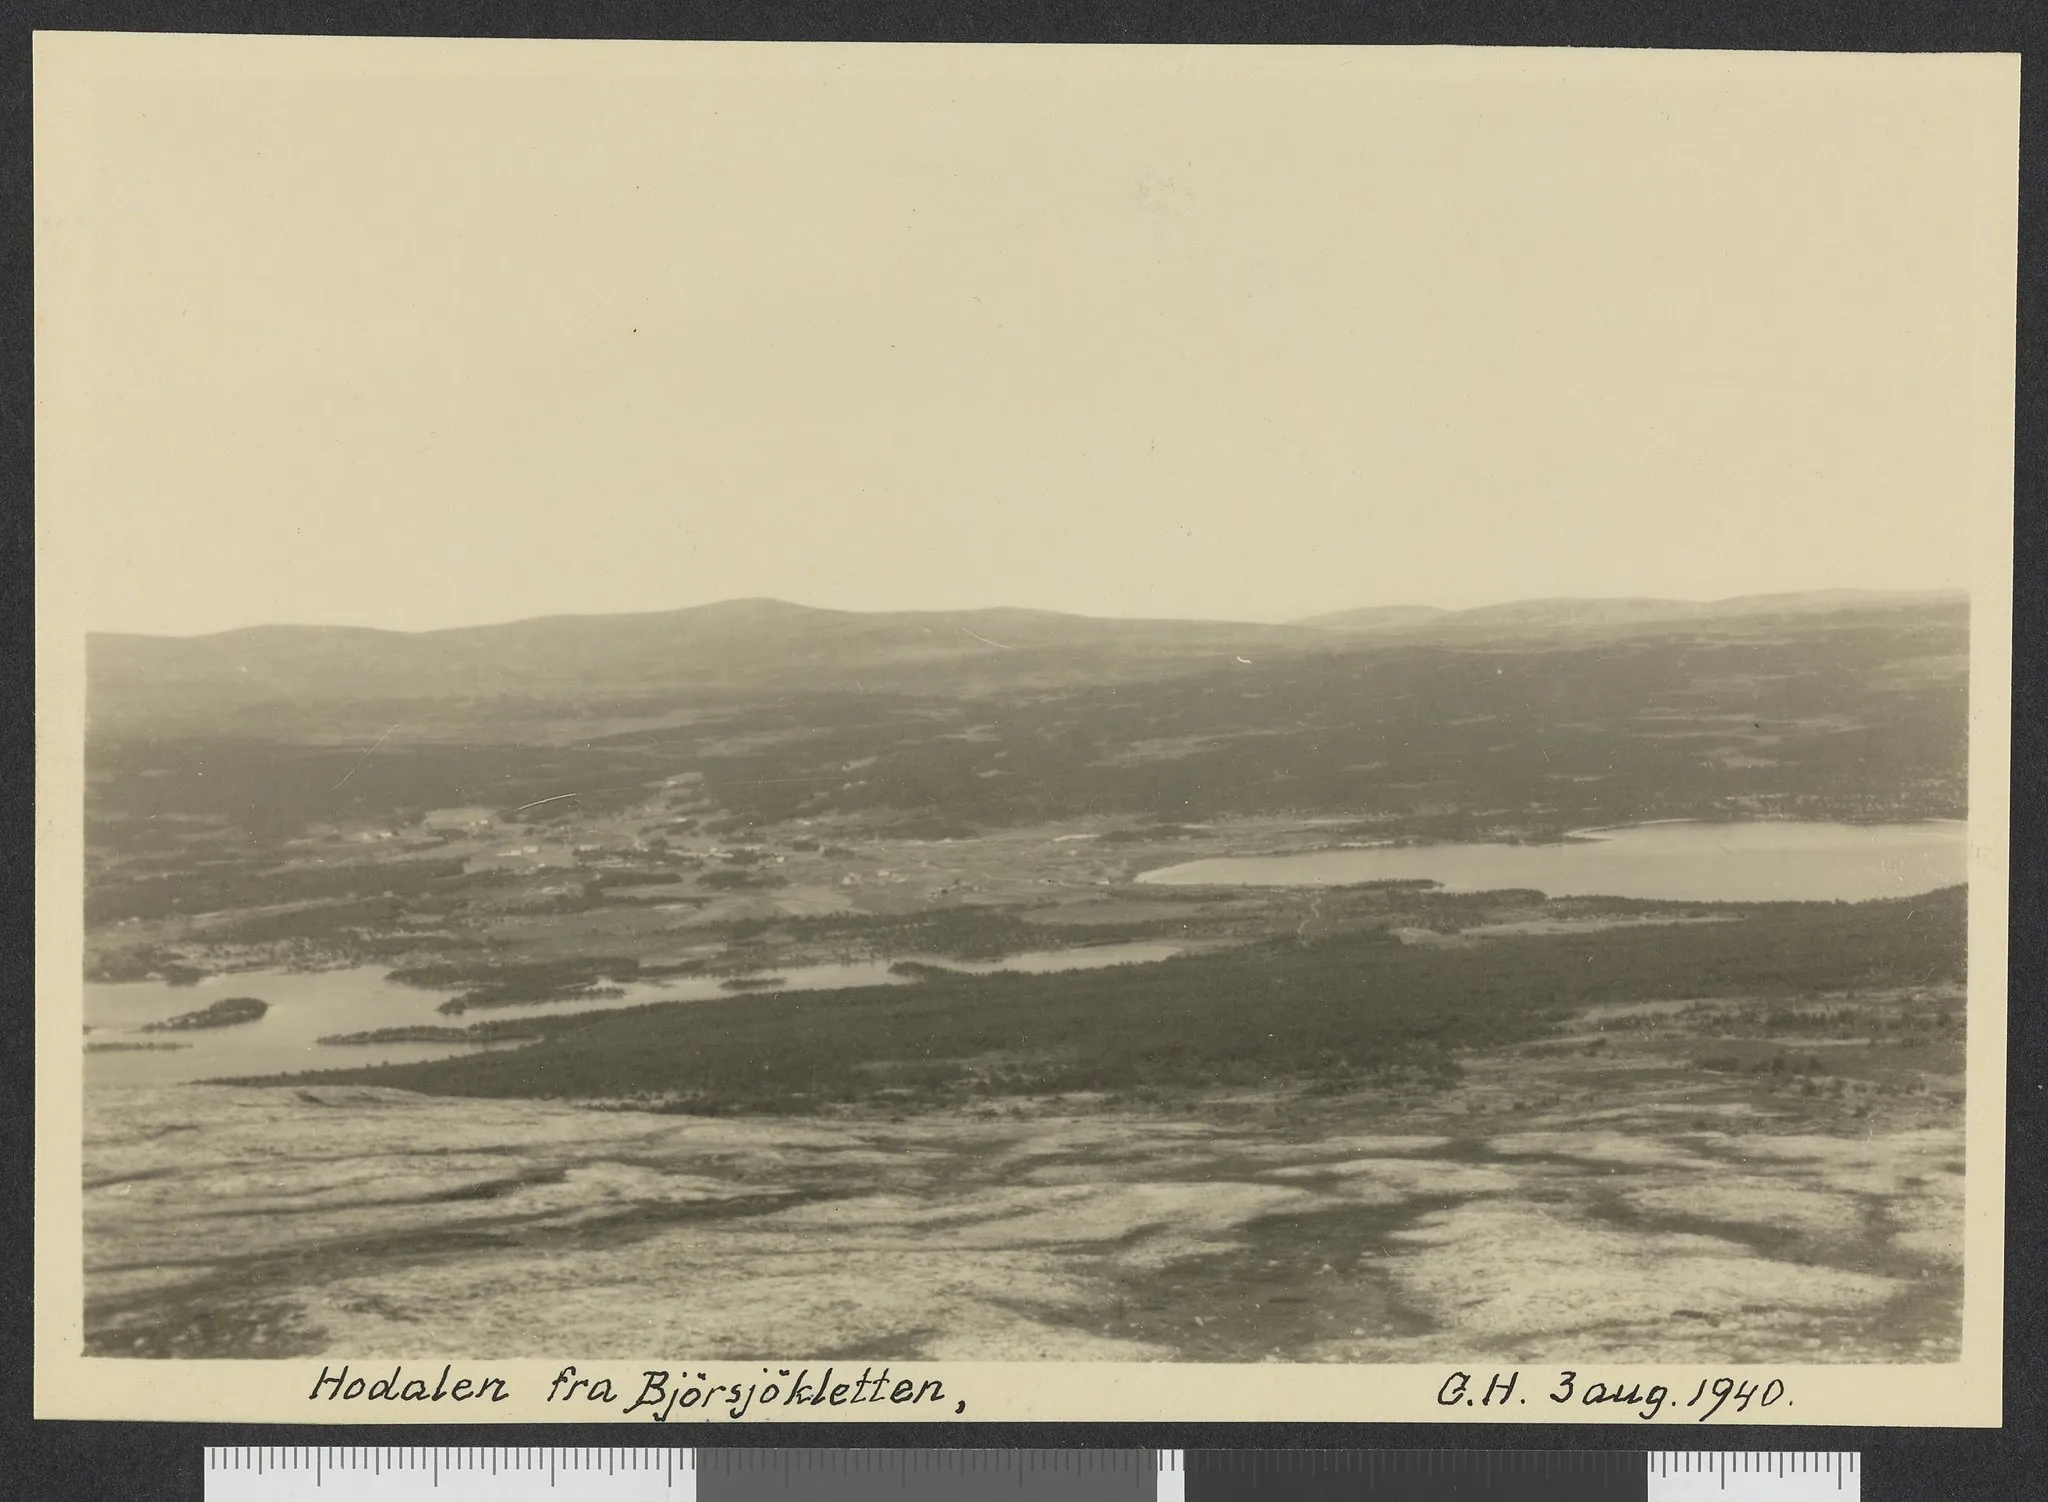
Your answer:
83,940 -> 1195,1087
1137,819 -> 1968,901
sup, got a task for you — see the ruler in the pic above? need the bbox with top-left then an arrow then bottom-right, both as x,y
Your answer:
204,1448 -> 1860,1500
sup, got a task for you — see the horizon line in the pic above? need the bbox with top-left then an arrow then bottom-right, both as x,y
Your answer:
84,585 -> 1970,643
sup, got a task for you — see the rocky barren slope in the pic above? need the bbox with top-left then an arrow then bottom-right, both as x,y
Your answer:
87,1014 -> 1963,1364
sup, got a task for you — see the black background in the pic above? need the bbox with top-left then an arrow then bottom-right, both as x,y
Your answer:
1,1 -> 2040,1496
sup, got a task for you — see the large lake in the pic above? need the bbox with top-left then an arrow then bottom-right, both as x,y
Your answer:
1137,820 -> 1967,903
83,941 -> 1183,1088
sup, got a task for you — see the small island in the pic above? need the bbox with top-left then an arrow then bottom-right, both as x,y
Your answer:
887,960 -> 955,981
85,1040 -> 191,1053
319,1024 -> 542,1046
140,997 -> 269,1033
718,975 -> 786,991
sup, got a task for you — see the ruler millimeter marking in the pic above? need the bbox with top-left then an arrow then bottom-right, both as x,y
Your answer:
204,1448 -> 1859,1500
1185,1450 -> 1856,1499
205,1449 -> 695,1500
1647,1452 -> 1858,1499
701,1448 -> 1159,1501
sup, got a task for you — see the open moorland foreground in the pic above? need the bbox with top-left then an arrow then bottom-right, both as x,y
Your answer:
80,592 -> 1970,1361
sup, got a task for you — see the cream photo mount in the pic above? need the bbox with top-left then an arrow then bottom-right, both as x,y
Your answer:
32,33 -> 2018,1426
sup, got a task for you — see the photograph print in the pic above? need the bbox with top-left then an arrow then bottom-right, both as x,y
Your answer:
35,35 -> 2017,1422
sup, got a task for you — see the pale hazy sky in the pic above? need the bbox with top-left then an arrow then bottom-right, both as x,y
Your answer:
44,39 -> 2017,635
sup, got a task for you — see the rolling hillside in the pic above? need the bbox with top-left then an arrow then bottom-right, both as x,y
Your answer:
87,599 -> 1329,733
89,589 -> 1964,737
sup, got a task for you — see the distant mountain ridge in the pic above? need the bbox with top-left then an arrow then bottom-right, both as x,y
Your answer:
88,589 -> 1965,735
88,599 -> 1323,731
1296,588 -> 1962,634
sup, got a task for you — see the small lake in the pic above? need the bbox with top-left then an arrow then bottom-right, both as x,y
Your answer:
82,941 -> 1184,1088
1136,820 -> 1967,903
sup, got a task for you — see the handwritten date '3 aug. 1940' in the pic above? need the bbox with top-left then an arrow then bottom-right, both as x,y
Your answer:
1437,1370 -> 1790,1422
